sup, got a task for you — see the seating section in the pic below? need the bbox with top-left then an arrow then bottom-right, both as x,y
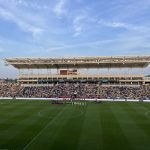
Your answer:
0,83 -> 150,100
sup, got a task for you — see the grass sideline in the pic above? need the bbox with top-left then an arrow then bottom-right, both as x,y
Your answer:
0,100 -> 150,150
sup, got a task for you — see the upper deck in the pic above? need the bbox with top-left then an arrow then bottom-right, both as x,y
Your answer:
5,56 -> 150,69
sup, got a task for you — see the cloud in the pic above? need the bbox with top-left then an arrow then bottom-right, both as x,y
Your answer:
0,7 -> 44,38
13,0 -> 27,5
46,39 -> 115,51
98,20 -> 146,31
28,28 -> 44,39
73,16 -> 84,36
43,33 -> 150,57
73,13 -> 87,36
53,0 -> 67,16
111,0 -> 150,21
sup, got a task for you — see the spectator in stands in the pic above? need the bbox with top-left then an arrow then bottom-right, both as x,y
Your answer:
0,83 -> 150,100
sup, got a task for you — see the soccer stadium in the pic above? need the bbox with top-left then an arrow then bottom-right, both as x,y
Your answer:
0,56 -> 150,149
1,0 -> 150,150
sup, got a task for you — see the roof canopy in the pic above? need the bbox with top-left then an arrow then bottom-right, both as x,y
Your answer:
5,56 -> 150,69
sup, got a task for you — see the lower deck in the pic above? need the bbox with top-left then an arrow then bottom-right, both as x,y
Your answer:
18,74 -> 150,86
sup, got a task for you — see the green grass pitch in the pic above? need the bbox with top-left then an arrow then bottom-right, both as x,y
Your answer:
0,100 -> 150,150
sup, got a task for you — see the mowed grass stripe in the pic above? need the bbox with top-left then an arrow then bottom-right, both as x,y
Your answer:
111,103 -> 150,150
0,101 -> 65,149
23,104 -> 71,150
25,105 -> 85,150
99,103 -> 131,150
0,100 -> 32,122
21,105 -> 66,150
123,103 -> 150,148
77,104 -> 103,150
0,100 -> 49,132
138,103 -> 150,117
0,100 -> 37,133
0,107 -> 56,149
1,100 -> 150,150
49,105 -> 87,150
0,100 -> 41,149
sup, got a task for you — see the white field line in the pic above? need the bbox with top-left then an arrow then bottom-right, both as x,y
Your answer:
1,97 -> 150,102
144,111 -> 150,118
23,106 -> 67,150
37,105 -> 86,119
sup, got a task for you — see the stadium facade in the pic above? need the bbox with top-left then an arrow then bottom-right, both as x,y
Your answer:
5,56 -> 150,86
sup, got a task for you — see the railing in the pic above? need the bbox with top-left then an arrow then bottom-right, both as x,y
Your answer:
19,74 -> 144,79
144,77 -> 150,81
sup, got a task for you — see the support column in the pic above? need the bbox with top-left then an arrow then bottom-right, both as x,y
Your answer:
128,68 -> 132,85
108,68 -> 110,85
18,68 -> 21,85
141,67 -> 145,85
86,68 -> 89,81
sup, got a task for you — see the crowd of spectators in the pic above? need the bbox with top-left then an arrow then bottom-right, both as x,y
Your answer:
0,83 -> 150,100
0,83 -> 20,97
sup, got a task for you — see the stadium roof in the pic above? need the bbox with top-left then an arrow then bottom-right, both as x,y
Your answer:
5,56 -> 150,69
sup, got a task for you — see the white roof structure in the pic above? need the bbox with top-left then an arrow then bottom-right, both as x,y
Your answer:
5,56 -> 150,69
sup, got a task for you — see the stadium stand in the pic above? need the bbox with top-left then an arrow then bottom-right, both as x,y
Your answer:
0,83 -> 150,100
1,56 -> 150,100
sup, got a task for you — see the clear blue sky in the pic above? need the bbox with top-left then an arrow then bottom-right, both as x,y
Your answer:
0,0 -> 150,78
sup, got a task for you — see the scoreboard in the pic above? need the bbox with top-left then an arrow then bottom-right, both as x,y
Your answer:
60,69 -> 78,75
